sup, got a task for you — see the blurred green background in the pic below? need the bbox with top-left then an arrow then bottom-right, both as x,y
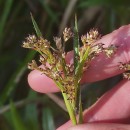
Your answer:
0,0 -> 130,130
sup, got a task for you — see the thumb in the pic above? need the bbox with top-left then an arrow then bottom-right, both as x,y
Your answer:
67,123 -> 130,130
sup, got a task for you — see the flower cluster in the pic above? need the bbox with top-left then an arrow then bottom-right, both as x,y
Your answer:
23,28 -> 76,102
79,29 -> 117,74
119,62 -> 130,80
23,28 -> 117,103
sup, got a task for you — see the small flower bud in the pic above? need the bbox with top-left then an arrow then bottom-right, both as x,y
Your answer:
54,37 -> 62,51
38,37 -> 50,49
28,60 -> 38,70
119,62 -> 130,70
26,35 -> 37,43
91,43 -> 104,54
104,45 -> 118,58
63,28 -> 73,42
81,35 -> 87,45
39,55 -> 46,65
22,42 -> 31,48
123,73 -> 130,80
81,29 -> 100,45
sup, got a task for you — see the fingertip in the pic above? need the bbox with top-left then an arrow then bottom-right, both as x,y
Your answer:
28,69 -> 59,93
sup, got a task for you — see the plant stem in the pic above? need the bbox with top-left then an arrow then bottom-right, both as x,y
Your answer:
75,46 -> 90,81
62,92 -> 77,125
55,81 -> 77,125
78,88 -> 83,124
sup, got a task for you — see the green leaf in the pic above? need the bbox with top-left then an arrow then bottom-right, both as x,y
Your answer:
75,46 -> 90,82
25,100 -> 39,130
73,14 -> 79,72
30,13 -> 42,37
10,101 -> 27,130
73,14 -> 83,124
42,107 -> 56,130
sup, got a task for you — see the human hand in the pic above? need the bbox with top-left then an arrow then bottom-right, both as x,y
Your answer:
28,25 -> 130,130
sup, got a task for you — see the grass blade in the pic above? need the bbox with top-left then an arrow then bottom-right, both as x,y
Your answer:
30,13 -> 42,37
73,14 -> 83,124
42,107 -> 56,130
10,101 -> 27,130
73,14 -> 79,71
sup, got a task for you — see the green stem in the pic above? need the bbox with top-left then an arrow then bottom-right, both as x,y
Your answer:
75,47 -> 90,124
78,88 -> 83,124
54,81 -> 77,125
73,14 -> 80,117
62,92 -> 77,125
75,46 -> 90,81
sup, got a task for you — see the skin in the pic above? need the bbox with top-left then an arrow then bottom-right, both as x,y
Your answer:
28,25 -> 130,130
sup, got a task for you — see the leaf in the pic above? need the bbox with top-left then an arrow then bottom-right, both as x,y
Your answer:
10,101 -> 27,130
25,100 -> 39,130
73,14 -> 79,72
75,46 -> 90,81
30,13 -> 42,37
42,107 -> 56,130
73,14 -> 83,124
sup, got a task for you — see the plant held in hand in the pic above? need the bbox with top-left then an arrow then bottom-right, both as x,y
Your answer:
22,15 -> 117,125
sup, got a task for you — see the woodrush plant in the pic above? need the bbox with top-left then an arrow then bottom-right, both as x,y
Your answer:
22,15 -> 118,125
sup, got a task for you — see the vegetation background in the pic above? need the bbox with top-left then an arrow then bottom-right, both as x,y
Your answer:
0,0 -> 130,130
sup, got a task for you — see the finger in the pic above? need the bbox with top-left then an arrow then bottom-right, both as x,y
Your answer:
81,24 -> 130,82
57,80 -> 130,130
67,123 -> 130,130
83,80 -> 130,123
28,24 -> 130,93
28,69 -> 59,93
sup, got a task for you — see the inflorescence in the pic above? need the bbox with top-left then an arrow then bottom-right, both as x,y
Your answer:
23,28 -> 117,103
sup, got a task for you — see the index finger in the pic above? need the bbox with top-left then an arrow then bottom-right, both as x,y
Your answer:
28,25 -> 130,93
